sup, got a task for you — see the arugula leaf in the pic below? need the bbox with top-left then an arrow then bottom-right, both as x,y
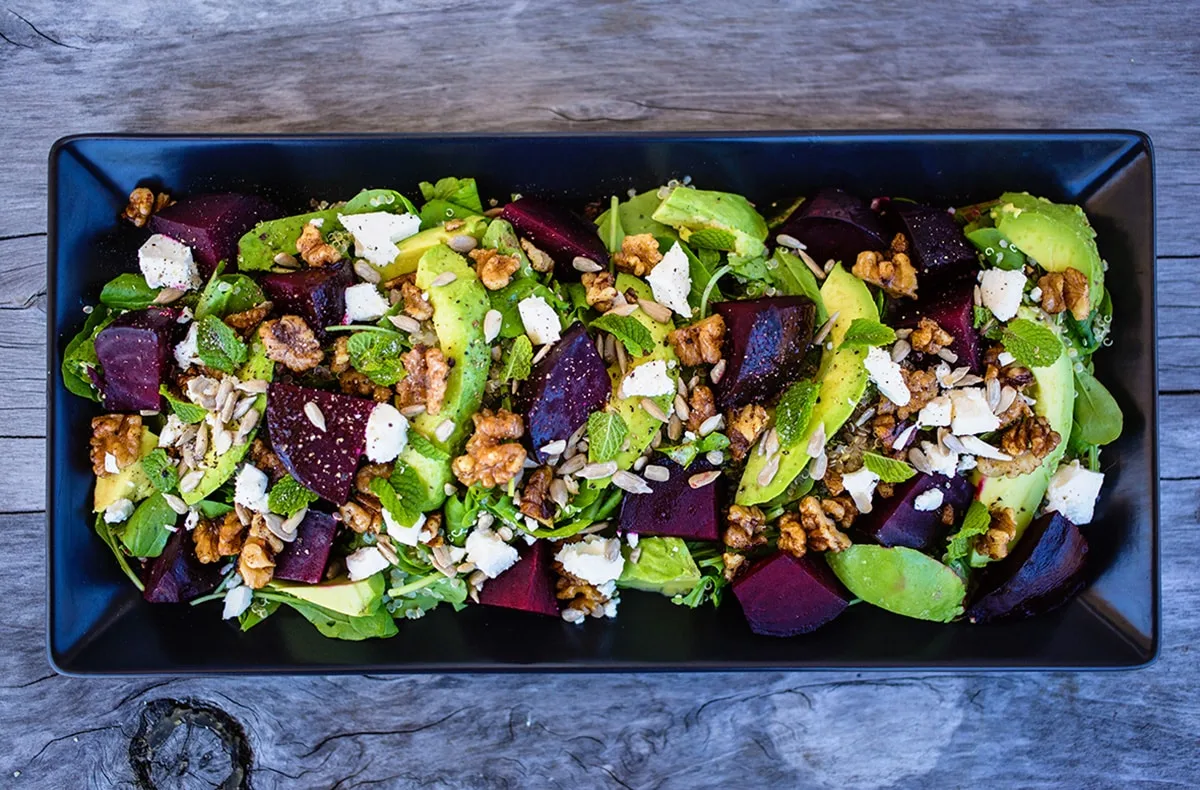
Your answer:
100,273 -> 161,310
238,596 -> 280,632
590,314 -> 655,356
944,500 -> 991,566
1072,366 -> 1123,446
159,386 -> 207,423
61,305 -> 112,401
343,188 -> 419,215
767,250 -> 828,322
500,335 -> 534,383
389,572 -> 469,619
347,330 -> 409,386
775,380 -> 819,447
862,451 -> 917,483
1002,319 -> 1062,369
258,591 -> 398,641
141,449 -> 180,493
195,273 -> 264,320
267,475 -> 319,518
116,492 -> 177,558
840,318 -> 897,349
587,411 -> 628,463
418,177 -> 483,214
195,314 -> 248,373
93,514 -> 145,591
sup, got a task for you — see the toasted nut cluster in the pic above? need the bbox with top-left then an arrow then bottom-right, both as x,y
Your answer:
795,496 -> 853,553
90,414 -> 143,476
668,314 -> 725,367
975,507 -> 1017,560
399,277 -> 433,321
355,463 -> 394,495
224,301 -> 274,335
612,233 -> 663,276
339,499 -> 383,534
687,384 -> 719,433
259,315 -> 324,372
777,512 -> 809,558
452,408 -> 528,488
295,222 -> 343,267
395,346 -> 451,416
555,566 -> 608,617
873,369 -> 939,445
908,317 -> 954,355
976,416 -> 1061,478
722,552 -> 747,582
329,336 -> 352,374
519,238 -> 556,273
723,505 -> 767,550
1038,268 -> 1090,321
519,465 -> 557,524
727,404 -> 770,462
581,271 -> 618,312
339,370 -> 393,402
248,438 -> 288,484
852,234 -> 918,299
238,513 -> 282,589
194,511 -> 249,563
121,187 -> 172,227
469,248 -> 521,290
193,518 -> 221,564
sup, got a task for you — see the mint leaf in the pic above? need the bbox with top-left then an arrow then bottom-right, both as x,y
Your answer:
862,451 -> 917,483
696,432 -> 730,453
390,460 -> 442,513
686,227 -> 738,250
590,314 -> 655,356
587,411 -> 628,463
840,318 -> 896,349
61,305 -> 112,401
1002,318 -> 1062,368
944,500 -> 991,565
661,443 -> 699,468
973,305 -> 993,329
500,335 -> 533,383
370,477 -> 420,527
141,449 -> 180,493
196,314 -> 248,373
347,330 -> 409,386
407,430 -> 451,462
267,475 -> 319,518
775,380 -> 819,447
116,492 -> 177,558
160,386 -> 207,423
100,273 -> 161,310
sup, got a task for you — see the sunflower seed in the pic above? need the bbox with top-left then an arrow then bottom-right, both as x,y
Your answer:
663,414 -> 682,442
234,503 -> 252,526
937,348 -> 960,363
563,476 -> 580,495
632,455 -> 648,472
763,427 -> 781,458
377,540 -> 400,566
162,493 -> 188,514
637,298 -> 673,323
483,309 -> 503,343
354,261 -> 382,284
215,376 -> 235,412
264,513 -> 297,544
612,470 -> 653,494
958,435 -> 1012,460
955,374 -> 985,388
235,408 -> 259,444
532,342 -> 554,365
435,419 -> 455,442
304,401 -> 327,432
811,450 -> 830,480
775,233 -> 806,250
179,470 -> 204,493
219,393 -> 238,424
448,234 -> 478,254
689,470 -> 721,489
806,422 -> 827,458
615,342 -> 628,374
706,450 -> 725,465
908,447 -> 932,475
942,434 -> 969,455
430,271 -> 457,288
400,404 -> 427,418
232,395 -> 256,420
273,252 -> 300,268
193,422 -> 209,457
540,440 -> 567,456
236,378 -> 269,395
797,248 -> 826,280
996,386 -> 1018,415
650,428 -> 663,449
891,340 -> 912,363
893,423 -> 919,451
643,464 -> 670,482
152,287 -> 186,305
812,311 -> 840,346
577,461 -> 618,480
605,302 -> 640,317
281,508 -> 308,534
213,428 -> 233,457
569,422 -> 589,447
710,358 -> 727,384
673,394 -> 691,421
986,377 -> 1002,411
698,414 -> 723,436
641,397 -> 669,422
572,256 -> 603,273
388,313 -> 422,333
558,454 -> 587,476
676,376 -> 690,398
475,512 -> 496,530
550,479 -> 569,508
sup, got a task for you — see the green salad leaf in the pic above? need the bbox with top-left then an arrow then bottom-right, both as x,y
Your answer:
598,195 -> 626,254
388,572 -> 469,619
61,305 -> 112,401
973,305 -> 993,329
418,176 -> 483,214
671,542 -> 727,609
347,330 -> 409,386
500,335 -> 534,383
267,475 -> 319,518
238,596 -> 280,632
196,314 -> 248,373
99,273 -> 161,310
590,313 -> 655,356
93,514 -> 144,591
258,592 -> 399,641
685,227 -> 739,251
159,386 -> 207,423
1002,318 -> 1062,368
195,272 -> 264,320
587,411 -> 628,463
343,188 -> 419,215
141,449 -> 179,493
944,500 -> 991,566
775,380 -> 819,447
861,452 -> 917,484
116,492 -> 177,558
840,318 -> 897,349
1071,365 -> 1123,446
370,477 -> 421,528
767,250 -> 827,322
490,278 -> 555,339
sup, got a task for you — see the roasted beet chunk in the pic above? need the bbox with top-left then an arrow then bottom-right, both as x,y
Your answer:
273,510 -> 339,583
479,540 -> 560,617
966,511 -> 1089,624
513,323 -> 611,462
618,458 -> 722,541
258,263 -> 353,340
94,307 -> 180,412
893,202 -> 978,277
733,551 -> 852,636
143,528 -> 224,603
150,193 -> 281,277
890,276 -> 982,372
712,296 -> 815,410
776,188 -> 888,267
856,473 -> 975,552
500,196 -> 609,280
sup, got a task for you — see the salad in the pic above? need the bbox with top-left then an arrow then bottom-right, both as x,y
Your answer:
62,176 -> 1122,640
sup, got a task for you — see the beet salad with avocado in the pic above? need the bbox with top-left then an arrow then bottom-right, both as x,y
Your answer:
62,176 -> 1122,640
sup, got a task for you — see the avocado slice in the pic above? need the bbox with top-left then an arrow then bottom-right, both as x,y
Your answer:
736,264 -> 876,505
376,215 -> 487,282
616,537 -> 701,597
395,433 -> 454,512
270,572 -> 386,618
651,187 -> 768,258
991,192 -> 1103,311
93,427 -> 159,512
411,245 -> 491,452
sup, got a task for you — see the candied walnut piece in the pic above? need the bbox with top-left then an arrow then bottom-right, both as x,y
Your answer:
469,247 -> 521,291
193,519 -> 222,564
339,370 -> 393,402
248,438 -> 288,484
122,187 -> 172,227
687,384 -> 719,433
822,496 -> 858,530
519,238 -> 556,273
722,551 -> 747,582
555,565 -> 609,617
295,222 -> 343,267
889,233 -> 909,255
224,301 -> 274,334
668,314 -> 726,367
1062,267 -> 1091,321
355,462 -> 394,495
339,499 -> 382,534
852,248 -> 918,299
400,277 -> 433,321
612,233 -> 663,276
519,465 -> 557,524
452,408 -> 528,488
90,414 -> 143,476
216,511 -> 248,557
777,512 -> 808,559
581,271 -> 618,312
723,505 -> 768,550
329,336 -> 352,374
824,469 -> 846,497
876,368 -> 938,422
1037,272 -> 1066,315
940,504 -> 957,526
908,317 -> 954,355
258,315 -> 324,372
975,507 -> 1017,560
727,404 -> 770,462
238,539 -> 276,589
976,416 -> 1061,478
394,346 -> 451,416
797,496 -> 852,552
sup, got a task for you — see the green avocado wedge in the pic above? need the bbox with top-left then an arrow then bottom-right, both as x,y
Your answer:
651,187 -> 768,258
93,427 -> 159,512
269,572 -> 387,618
616,537 -> 701,597
826,545 -> 966,622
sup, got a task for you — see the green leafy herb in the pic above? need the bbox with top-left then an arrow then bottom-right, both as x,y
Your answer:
388,572 -> 469,619
840,318 -> 897,349
418,176 -> 483,214
195,499 -> 233,519
587,411 -> 629,463
99,273 -> 161,310
775,380 -> 820,447
116,492 -> 177,558
500,335 -> 534,383
93,515 -> 144,591
697,432 -> 730,453
685,227 -> 738,250
140,449 -> 180,493
490,278 -> 555,339
861,451 -> 917,483
966,227 -> 1026,271
343,188 -> 419,215
826,545 -> 965,622
944,500 -> 991,566
195,273 -> 264,320
61,305 -> 112,400
370,477 -> 421,528
390,460 -> 442,513
159,386 -> 207,423
661,443 -> 699,468
1071,365 -> 1123,446
671,544 -> 728,609
238,596 -> 280,632
443,488 -> 482,546
267,475 -> 319,518
257,592 -> 398,641
679,243 -> 724,313
347,330 -> 409,386
407,430 -> 451,462
196,314 -> 248,373
767,250 -> 828,323
590,313 -> 655,356
1002,318 -> 1062,368
972,305 -> 993,329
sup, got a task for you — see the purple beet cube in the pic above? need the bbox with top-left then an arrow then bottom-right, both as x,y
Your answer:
890,277 -> 982,372
265,382 -> 375,504
777,188 -> 888,267
893,202 -> 978,277
856,473 -> 976,552
479,541 -> 560,617
150,193 -> 281,277
713,296 -> 816,410
258,263 -> 353,339
274,510 -> 339,583
618,458 -> 722,541
143,528 -> 223,603
733,551 -> 852,637
94,307 -> 181,412
501,196 -> 609,280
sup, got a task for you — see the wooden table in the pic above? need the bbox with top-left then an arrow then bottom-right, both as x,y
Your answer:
3,2 -> 1197,787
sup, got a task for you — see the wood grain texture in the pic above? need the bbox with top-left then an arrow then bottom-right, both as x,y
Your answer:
2,0 -> 1198,787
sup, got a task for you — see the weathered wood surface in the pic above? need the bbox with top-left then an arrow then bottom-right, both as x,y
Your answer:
2,0 -> 1198,787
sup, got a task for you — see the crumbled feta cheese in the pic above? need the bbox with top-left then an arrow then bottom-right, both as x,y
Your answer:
555,535 -> 624,586
913,488 -> 945,512
957,435 -> 1010,460
864,346 -> 910,406
918,395 -> 953,428
138,234 -> 200,291
1045,461 -> 1104,525
383,509 -> 427,547
346,546 -> 391,580
233,463 -> 270,512
337,211 -> 422,267
517,295 -> 562,345
222,584 -> 253,620
343,283 -> 390,323
979,268 -> 1027,322
841,466 -> 880,514
620,359 -> 675,398
104,452 -> 120,474
997,351 -> 1016,366
466,527 -> 520,578
957,455 -> 978,473
921,440 -> 959,477
1028,286 -> 1043,302
103,498 -> 135,524
949,388 -> 1001,435
365,403 -> 408,463
645,241 -> 693,318
174,322 -> 201,369
184,508 -> 200,531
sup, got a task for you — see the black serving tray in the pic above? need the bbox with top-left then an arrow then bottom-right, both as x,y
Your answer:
47,132 -> 1158,674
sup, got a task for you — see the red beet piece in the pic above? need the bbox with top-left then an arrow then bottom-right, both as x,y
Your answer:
713,296 -> 816,410
257,263 -> 352,339
733,551 -> 852,637
94,307 -> 181,412
513,323 -> 611,462
500,197 -> 609,281
151,193 -> 281,277
618,458 -> 722,541
777,188 -> 888,267
143,528 -> 223,603
479,541 -> 560,617
966,511 -> 1089,624
273,510 -> 338,583
265,382 -> 375,505
890,277 -> 982,372
856,473 -> 976,552
893,202 -> 978,277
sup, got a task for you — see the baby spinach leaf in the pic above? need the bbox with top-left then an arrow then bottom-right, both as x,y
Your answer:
116,492 -> 177,558
93,514 -> 145,591
590,314 -> 655,356
196,314 -> 248,373
418,177 -> 483,214
389,572 -> 469,619
238,596 -> 280,632
826,545 -> 965,622
967,227 -> 1026,271
61,305 -> 113,401
862,451 -> 916,483
343,188 -> 419,215
680,243 -> 725,312
195,499 -> 233,519
767,250 -> 828,323
195,273 -> 264,320
1072,365 -> 1123,446
259,592 -> 399,641
99,273 -> 161,310
587,411 -> 628,463
490,278 -> 554,339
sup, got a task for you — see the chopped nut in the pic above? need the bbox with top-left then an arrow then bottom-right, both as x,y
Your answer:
554,564 -> 607,617
1038,268 -> 1090,321
975,507 -> 1017,560
889,233 -> 909,255
581,271 -> 618,312
388,276 -> 433,321
339,370 -> 393,402
519,465 -> 556,524
824,469 -> 846,497
519,238 -> 556,273
908,317 -> 954,355
193,518 -> 221,564
723,505 -> 768,550
121,187 -> 171,227
612,233 -> 663,276
355,462 -> 394,495
821,495 -> 858,529
469,247 -> 521,290
339,499 -> 382,534
668,314 -> 726,367
452,408 -> 528,488
216,511 -> 248,557
852,248 -> 918,299
797,496 -> 852,552
223,301 -> 274,334
295,222 -> 343,267
238,539 -> 276,589
687,384 -> 719,434
90,414 -> 142,476
727,404 -> 770,462
777,512 -> 808,558
258,315 -> 324,372
876,368 -> 939,422
876,481 -> 895,499
940,504 -> 957,526
976,416 -> 1061,478
329,336 -> 352,374
394,345 -> 451,416
248,438 -> 288,484
722,552 -> 747,582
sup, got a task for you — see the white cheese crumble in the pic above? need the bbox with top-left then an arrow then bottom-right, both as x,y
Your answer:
554,535 -> 624,586
233,463 -> 270,513
104,452 -> 120,474
222,584 -> 253,620
159,415 -> 185,448
921,440 -> 959,477
949,388 -> 1001,435
979,268 -> 1027,322
997,351 -> 1016,366
645,241 -> 693,318
365,403 -> 408,463
337,211 -> 422,267
620,359 -> 675,398
841,466 -> 880,514
864,346 -> 910,406
913,488 -> 945,512
138,234 -> 201,291
918,394 -> 953,428
346,546 -> 391,580
465,527 -> 520,578
103,498 -> 135,524
343,283 -> 390,323
517,295 -> 562,345
174,322 -> 201,369
1045,461 -> 1105,525
383,509 -> 427,547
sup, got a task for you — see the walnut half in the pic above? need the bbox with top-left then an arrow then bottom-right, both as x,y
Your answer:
668,314 -> 725,367
259,315 -> 324,372
852,234 -> 918,299
452,408 -> 527,488
90,414 -> 143,476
